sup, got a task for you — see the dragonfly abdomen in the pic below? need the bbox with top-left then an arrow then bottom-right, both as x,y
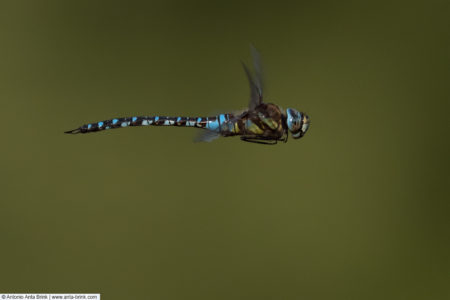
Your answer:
64,115 -> 226,134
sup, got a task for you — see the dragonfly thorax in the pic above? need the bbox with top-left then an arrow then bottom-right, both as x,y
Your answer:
286,108 -> 310,139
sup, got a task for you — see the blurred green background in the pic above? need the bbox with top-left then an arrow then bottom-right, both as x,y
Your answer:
0,0 -> 448,299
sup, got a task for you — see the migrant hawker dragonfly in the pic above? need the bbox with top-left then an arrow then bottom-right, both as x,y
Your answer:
65,48 -> 310,145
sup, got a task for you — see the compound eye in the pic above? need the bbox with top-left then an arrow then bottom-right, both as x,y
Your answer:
289,118 -> 298,129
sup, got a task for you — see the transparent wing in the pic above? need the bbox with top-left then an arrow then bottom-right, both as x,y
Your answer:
242,62 -> 261,111
251,44 -> 264,98
243,45 -> 265,110
194,130 -> 221,143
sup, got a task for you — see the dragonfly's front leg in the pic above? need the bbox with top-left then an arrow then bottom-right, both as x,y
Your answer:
240,135 -> 278,145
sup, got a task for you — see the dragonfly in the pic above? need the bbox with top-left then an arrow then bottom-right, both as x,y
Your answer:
65,47 -> 310,145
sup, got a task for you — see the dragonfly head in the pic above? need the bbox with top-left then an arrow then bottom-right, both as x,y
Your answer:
286,108 -> 310,139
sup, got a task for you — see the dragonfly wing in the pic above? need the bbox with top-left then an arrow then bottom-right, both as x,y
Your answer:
242,62 -> 262,111
243,45 -> 264,110
251,44 -> 265,98
194,130 -> 221,143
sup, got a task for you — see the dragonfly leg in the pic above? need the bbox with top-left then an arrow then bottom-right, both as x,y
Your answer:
240,136 -> 278,145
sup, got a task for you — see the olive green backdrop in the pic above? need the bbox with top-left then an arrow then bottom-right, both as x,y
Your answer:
0,0 -> 448,299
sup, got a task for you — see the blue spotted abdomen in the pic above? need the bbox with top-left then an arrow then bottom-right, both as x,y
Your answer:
64,115 -> 230,134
